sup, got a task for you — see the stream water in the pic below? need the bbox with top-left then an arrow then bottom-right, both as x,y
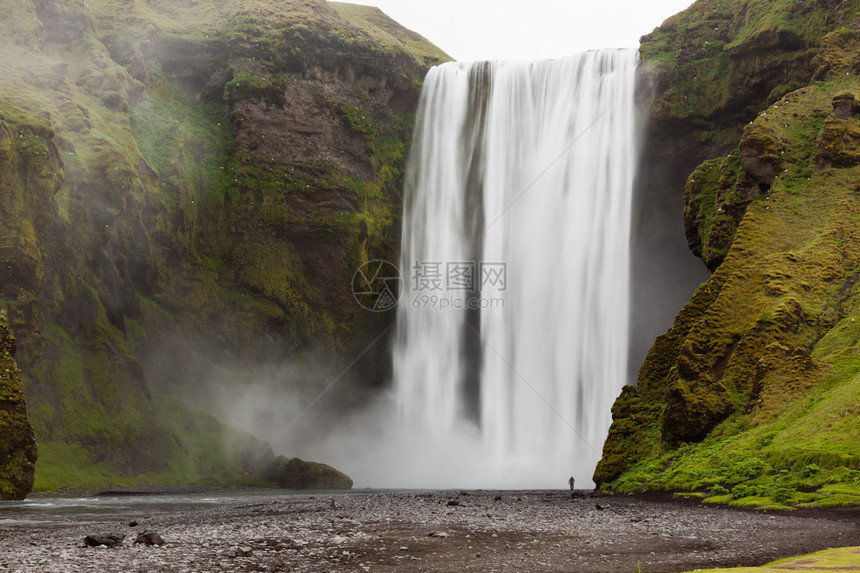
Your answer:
0,490 -> 354,530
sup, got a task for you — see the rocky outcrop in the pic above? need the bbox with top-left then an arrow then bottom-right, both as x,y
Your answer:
684,121 -> 785,271
0,0 -> 447,489
264,455 -> 353,489
597,0 -> 860,492
818,93 -> 860,167
0,316 -> 37,499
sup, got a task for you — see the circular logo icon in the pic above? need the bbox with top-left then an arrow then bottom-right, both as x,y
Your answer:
352,260 -> 403,312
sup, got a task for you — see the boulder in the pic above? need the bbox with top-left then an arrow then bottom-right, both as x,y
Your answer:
831,92 -> 856,120
267,556 -> 291,572
84,533 -> 124,548
428,531 -> 449,538
134,531 -> 165,546
264,456 -> 353,490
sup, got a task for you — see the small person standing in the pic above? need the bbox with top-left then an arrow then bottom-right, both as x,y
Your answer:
568,476 -> 575,494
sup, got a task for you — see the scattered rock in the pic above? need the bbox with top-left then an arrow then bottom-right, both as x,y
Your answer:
3,491 -> 856,571
128,521 -> 138,527
134,531 -> 165,546
267,556 -> 291,572
332,535 -> 346,545
84,533 -> 125,548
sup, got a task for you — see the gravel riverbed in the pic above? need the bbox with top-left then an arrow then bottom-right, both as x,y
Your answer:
1,490 -> 857,572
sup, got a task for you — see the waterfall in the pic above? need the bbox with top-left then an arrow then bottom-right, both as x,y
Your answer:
393,49 -> 638,488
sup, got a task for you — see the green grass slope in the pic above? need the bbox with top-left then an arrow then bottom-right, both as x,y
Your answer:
329,2 -> 450,67
687,546 -> 860,572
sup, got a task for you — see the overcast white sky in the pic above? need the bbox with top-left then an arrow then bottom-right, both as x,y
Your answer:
340,0 -> 694,62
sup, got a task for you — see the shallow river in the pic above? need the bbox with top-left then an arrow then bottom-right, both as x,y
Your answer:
0,489 -> 361,529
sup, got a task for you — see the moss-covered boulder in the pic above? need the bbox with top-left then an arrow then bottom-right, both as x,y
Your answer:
265,455 -> 353,490
0,315 -> 37,499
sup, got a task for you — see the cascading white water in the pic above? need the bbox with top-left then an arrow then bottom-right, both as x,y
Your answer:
394,49 -> 638,488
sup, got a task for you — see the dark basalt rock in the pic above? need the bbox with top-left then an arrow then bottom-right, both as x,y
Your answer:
831,92 -> 856,119
84,533 -> 125,548
134,531 -> 165,546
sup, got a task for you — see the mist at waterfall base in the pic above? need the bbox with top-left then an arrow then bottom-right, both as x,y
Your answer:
293,48 -> 639,489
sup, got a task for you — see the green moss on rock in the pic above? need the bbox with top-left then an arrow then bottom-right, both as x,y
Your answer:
0,315 -> 37,499
641,0 -> 858,124
817,94 -> 860,167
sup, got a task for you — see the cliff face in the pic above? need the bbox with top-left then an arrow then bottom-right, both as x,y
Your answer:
629,0 -> 851,374
0,0 -> 447,491
0,316 -> 37,499
597,0 -> 860,506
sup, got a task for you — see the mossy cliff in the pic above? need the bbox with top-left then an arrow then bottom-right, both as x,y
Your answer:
597,0 -> 860,507
0,0 -> 447,493
0,316 -> 37,499
630,0 -> 857,371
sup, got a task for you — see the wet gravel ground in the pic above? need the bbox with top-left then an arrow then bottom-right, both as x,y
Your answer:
1,490 -> 857,572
